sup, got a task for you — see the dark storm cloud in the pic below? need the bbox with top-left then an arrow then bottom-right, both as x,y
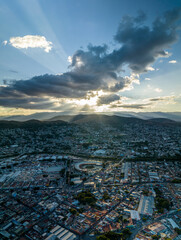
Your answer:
134,10 -> 147,23
87,43 -> 108,56
0,73 -> 107,99
97,94 -> 120,105
113,8 -> 181,72
0,97 -> 55,109
63,7 -> 181,80
108,76 -> 135,92
0,8 -> 181,109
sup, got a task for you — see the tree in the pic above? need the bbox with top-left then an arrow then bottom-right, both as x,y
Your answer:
172,179 -> 181,183
76,190 -> 97,205
96,236 -> 109,240
59,168 -> 65,177
175,228 -> 181,234
158,208 -> 164,214
123,218 -> 129,223
142,189 -> 149,196
102,162 -> 106,169
152,235 -> 160,240
118,215 -> 123,222
82,142 -> 90,148
120,173 -> 124,178
69,208 -> 77,215
122,228 -> 131,236
102,192 -> 111,200
78,208 -> 84,213
105,231 -> 123,240
154,187 -> 170,212
129,196 -> 133,201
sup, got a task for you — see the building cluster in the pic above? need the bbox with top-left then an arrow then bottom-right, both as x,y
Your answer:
135,215 -> 181,240
0,151 -> 180,239
0,120 -> 180,160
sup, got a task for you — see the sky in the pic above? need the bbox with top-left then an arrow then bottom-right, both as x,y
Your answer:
0,0 -> 181,116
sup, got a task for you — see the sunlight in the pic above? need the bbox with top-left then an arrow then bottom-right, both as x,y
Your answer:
12,0 -> 68,73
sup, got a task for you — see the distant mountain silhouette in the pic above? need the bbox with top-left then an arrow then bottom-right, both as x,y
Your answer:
48,115 -> 75,122
0,119 -> 68,129
0,114 -> 180,129
48,114 -> 180,125
1,112 -> 181,122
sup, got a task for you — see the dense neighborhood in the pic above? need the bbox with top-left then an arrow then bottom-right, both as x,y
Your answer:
0,117 -> 181,240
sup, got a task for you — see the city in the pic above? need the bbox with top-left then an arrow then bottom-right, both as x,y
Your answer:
0,0 -> 181,239
0,117 -> 180,240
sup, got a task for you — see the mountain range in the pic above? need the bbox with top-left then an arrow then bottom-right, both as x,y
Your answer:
0,112 -> 181,122
0,114 -> 180,129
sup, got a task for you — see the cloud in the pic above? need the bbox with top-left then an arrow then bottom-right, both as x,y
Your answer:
2,40 -> 7,46
9,35 -> 52,52
149,97 -> 166,102
67,56 -> 73,63
149,95 -> 175,102
146,66 -> 155,71
0,73 -> 102,100
145,78 -> 151,81
97,94 -> 120,105
169,60 -> 177,64
80,104 -> 94,112
110,103 -> 150,109
0,97 -> 55,109
110,95 -> 177,110
154,88 -> 162,93
87,43 -> 108,56
108,73 -> 140,92
114,8 -> 181,73
9,69 -> 19,74
0,8 -> 181,110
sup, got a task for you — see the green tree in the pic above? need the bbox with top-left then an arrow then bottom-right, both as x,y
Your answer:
69,208 -> 77,215
175,228 -> 181,234
152,235 -> 160,240
96,236 -> 109,240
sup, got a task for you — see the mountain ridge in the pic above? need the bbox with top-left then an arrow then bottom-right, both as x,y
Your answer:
1,112 -> 181,122
0,114 -> 180,129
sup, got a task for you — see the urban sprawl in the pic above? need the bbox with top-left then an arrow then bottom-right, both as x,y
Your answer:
0,119 -> 181,240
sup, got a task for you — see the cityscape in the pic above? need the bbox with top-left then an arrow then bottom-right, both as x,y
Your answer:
0,116 -> 180,240
0,0 -> 181,239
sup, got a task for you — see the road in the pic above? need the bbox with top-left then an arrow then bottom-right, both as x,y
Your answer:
82,185 -> 139,240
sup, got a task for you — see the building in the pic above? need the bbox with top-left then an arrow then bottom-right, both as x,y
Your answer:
45,225 -> 77,240
138,195 -> 154,216
130,210 -> 141,220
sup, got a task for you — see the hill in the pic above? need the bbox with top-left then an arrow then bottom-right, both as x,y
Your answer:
0,115 -> 180,130
48,114 -> 180,125
1,112 -> 181,122
0,119 -> 68,129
